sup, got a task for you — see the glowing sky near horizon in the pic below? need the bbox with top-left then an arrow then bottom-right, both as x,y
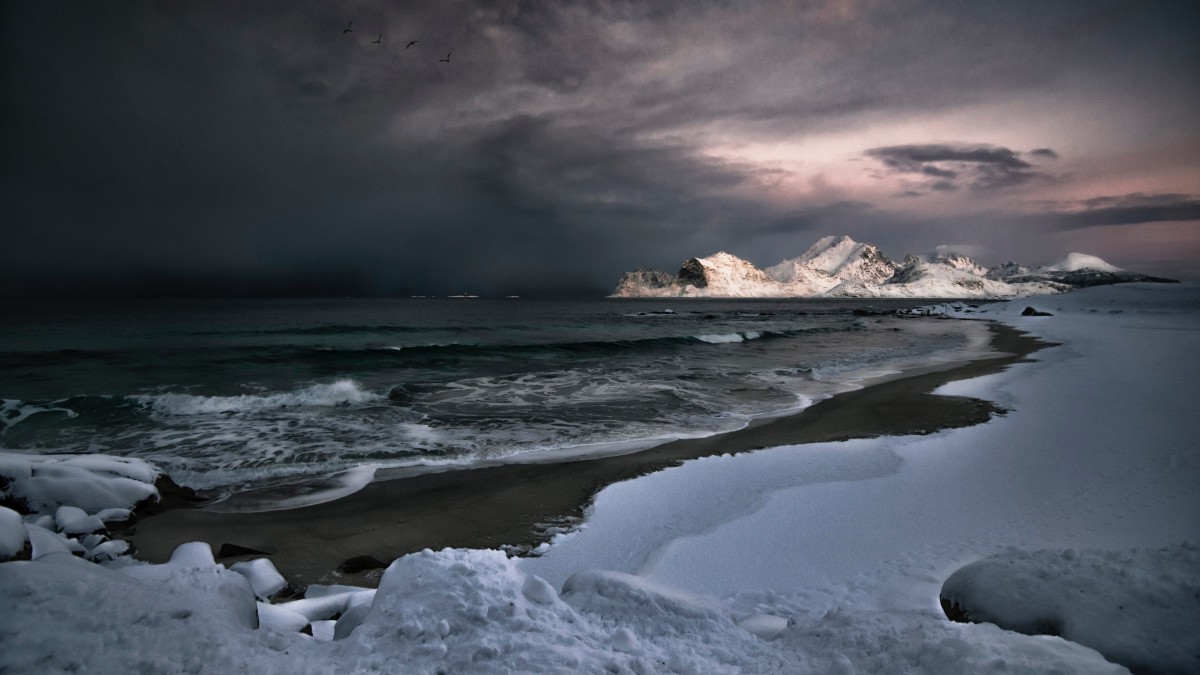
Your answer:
2,0 -> 1198,296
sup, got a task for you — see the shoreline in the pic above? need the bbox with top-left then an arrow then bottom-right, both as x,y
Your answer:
122,320 -> 1052,589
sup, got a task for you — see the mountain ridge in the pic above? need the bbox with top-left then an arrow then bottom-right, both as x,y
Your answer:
611,236 -> 1176,298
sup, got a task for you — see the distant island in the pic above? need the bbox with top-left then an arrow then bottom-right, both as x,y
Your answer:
611,235 -> 1177,299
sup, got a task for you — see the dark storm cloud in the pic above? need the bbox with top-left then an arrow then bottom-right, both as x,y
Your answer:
754,201 -> 877,237
1048,193 -> 1200,230
865,143 -> 1049,191
2,1 -> 1197,296
1029,148 -> 1059,160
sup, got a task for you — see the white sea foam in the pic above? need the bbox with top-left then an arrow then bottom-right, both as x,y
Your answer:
0,400 -> 78,430
694,331 -> 762,344
379,342 -> 469,351
209,464 -> 381,513
139,379 -> 383,415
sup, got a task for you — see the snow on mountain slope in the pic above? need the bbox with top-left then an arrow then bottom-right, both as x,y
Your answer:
931,252 -> 989,277
837,255 -> 1064,299
985,261 -> 1036,281
766,235 -> 898,286
678,252 -> 775,296
1043,252 -> 1122,273
613,252 -> 812,298
759,262 -> 840,296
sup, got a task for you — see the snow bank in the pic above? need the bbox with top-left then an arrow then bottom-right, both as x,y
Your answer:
942,543 -> 1200,674
0,552 -> 267,674
1,544 -> 1130,673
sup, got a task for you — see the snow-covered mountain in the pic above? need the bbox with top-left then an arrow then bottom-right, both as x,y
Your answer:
610,237 -> 1173,299
766,235 -> 898,287
1044,253 -> 1122,273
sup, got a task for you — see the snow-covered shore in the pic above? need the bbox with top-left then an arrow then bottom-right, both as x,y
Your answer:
2,283 -> 1198,673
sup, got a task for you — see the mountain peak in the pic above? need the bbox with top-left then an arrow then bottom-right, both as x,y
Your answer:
1043,252 -> 1122,273
770,235 -> 896,284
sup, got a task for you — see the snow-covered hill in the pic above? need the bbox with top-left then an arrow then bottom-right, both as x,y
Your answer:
1044,252 -> 1122,273
611,237 -> 1171,299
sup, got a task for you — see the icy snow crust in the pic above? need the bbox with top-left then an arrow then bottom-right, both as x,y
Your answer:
1,283 -> 1198,673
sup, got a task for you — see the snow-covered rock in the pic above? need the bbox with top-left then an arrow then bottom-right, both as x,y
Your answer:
231,558 -> 287,601
941,542 -> 1200,675
0,451 -> 159,514
0,506 -> 28,560
276,587 -> 375,622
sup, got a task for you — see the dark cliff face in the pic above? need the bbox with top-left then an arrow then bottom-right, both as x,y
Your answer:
619,269 -> 675,289
677,258 -> 708,288
887,258 -> 926,285
1020,270 -> 1179,288
985,262 -> 1034,281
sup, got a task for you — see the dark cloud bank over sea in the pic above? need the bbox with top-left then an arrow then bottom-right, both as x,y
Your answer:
3,1 -> 1198,297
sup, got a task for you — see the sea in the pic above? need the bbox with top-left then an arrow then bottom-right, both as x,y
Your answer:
0,297 -> 992,504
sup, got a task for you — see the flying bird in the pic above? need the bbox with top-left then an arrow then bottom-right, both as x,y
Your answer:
343,21 -> 352,34
372,33 -> 382,44
406,40 -> 419,49
439,52 -> 451,63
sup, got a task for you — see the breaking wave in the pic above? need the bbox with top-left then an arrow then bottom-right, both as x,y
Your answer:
694,331 -> 764,344
138,379 -> 384,416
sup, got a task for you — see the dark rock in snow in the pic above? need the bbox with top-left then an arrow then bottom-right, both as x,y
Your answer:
339,554 -> 388,573
218,543 -> 272,558
1021,307 -> 1053,317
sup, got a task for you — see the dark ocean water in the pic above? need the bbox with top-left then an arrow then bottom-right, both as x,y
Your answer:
0,298 -> 988,493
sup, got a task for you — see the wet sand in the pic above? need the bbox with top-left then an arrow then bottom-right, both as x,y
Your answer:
123,321 -> 1050,589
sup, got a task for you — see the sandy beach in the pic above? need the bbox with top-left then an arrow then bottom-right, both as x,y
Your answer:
123,320 -> 1049,589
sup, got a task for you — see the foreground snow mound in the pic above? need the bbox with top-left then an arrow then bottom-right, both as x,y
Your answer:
0,551 -> 266,674
339,548 -> 790,673
941,542 -> 1200,674
779,607 -> 1129,675
1,543 -> 1138,674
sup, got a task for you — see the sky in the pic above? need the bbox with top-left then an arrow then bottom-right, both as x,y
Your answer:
2,0 -> 1198,297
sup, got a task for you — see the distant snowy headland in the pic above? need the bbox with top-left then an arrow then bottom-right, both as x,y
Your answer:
611,235 -> 1176,299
